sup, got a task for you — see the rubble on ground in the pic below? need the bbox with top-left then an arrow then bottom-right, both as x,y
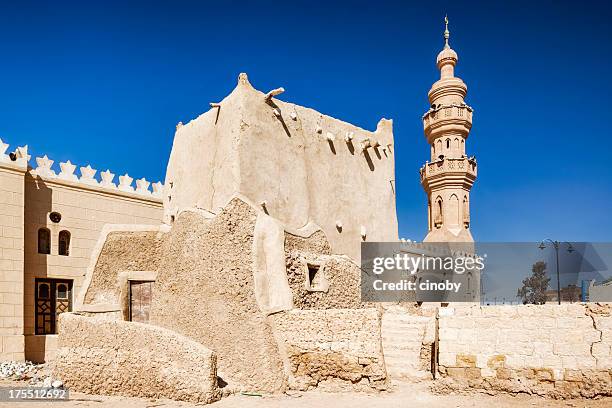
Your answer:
0,361 -> 63,389
0,361 -> 39,380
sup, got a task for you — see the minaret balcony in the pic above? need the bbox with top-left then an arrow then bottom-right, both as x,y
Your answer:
422,104 -> 473,140
419,156 -> 477,183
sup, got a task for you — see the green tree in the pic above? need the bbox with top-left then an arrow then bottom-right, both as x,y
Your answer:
517,261 -> 550,305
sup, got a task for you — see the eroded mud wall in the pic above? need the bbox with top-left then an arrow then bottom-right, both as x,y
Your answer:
53,313 -> 220,404
83,231 -> 163,305
150,198 -> 286,392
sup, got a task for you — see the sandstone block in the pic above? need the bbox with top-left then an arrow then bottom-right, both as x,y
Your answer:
465,367 -> 481,380
455,353 -> 476,368
486,354 -> 506,369
446,367 -> 466,379
438,352 -> 455,367
556,318 -> 577,329
534,368 -> 554,382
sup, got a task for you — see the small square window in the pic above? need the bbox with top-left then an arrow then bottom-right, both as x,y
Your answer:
308,264 -> 320,287
303,259 -> 329,292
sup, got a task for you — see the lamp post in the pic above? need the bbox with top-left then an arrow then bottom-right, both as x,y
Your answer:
538,239 -> 574,305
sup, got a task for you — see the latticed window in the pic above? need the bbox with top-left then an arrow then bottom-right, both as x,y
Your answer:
58,230 -> 70,256
38,228 -> 50,254
35,279 -> 72,335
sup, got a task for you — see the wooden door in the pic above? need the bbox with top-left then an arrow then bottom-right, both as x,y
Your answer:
35,279 -> 72,334
129,281 -> 153,323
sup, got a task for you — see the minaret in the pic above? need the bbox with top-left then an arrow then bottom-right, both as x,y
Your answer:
420,17 -> 477,242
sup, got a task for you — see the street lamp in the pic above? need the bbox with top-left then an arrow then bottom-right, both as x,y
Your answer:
538,239 -> 574,305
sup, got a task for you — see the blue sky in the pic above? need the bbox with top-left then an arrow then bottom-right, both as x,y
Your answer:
0,0 -> 610,242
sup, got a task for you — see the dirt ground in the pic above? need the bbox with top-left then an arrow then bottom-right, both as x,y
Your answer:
0,380 -> 610,408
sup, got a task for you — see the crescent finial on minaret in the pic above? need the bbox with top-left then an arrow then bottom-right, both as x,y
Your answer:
444,14 -> 450,49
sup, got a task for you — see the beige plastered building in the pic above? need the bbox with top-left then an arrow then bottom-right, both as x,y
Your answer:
0,146 -> 163,362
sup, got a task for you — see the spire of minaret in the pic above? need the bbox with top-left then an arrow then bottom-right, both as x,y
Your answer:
436,15 -> 458,79
420,18 -> 477,243
444,15 -> 450,49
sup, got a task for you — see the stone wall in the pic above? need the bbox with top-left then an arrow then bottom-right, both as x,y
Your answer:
272,308 -> 387,391
436,304 -> 612,398
380,304 -> 436,381
53,313 -> 220,404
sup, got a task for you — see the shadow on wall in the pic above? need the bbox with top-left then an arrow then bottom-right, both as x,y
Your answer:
23,173 -> 52,363
264,99 -> 292,138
